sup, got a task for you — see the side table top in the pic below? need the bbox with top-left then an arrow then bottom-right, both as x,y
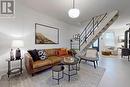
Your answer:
61,58 -> 78,65
52,65 -> 64,72
6,58 -> 23,62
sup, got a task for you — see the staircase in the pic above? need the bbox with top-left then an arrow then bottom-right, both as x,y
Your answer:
70,10 -> 119,51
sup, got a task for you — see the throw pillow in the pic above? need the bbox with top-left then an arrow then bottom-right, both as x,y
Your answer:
70,49 -> 77,56
28,49 -> 39,61
58,49 -> 68,56
37,49 -> 47,60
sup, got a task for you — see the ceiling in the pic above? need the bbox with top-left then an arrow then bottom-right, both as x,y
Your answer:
22,0 -> 130,29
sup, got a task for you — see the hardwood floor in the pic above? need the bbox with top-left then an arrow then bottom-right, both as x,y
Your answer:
0,63 -> 105,87
0,56 -> 130,87
98,57 -> 130,87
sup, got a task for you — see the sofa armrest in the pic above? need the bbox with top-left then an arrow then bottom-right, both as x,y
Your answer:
24,53 -> 33,74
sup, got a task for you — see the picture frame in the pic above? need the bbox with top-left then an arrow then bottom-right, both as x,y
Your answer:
35,23 -> 59,44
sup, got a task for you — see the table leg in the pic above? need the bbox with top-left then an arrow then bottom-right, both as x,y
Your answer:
58,72 -> 59,85
62,70 -> 64,78
20,59 -> 22,74
68,65 -> 70,82
52,70 -> 54,79
76,64 -> 78,74
8,61 -> 10,78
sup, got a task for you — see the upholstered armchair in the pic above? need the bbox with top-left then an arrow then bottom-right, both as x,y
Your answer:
79,48 -> 99,68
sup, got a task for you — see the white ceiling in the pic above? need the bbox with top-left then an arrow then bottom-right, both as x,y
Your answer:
22,0 -> 130,28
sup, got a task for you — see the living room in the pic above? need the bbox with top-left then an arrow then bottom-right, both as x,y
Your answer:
0,0 -> 130,87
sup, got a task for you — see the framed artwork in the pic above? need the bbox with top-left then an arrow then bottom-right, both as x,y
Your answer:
35,23 -> 59,44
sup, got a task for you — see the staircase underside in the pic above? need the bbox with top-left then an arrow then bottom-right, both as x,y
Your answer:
80,10 -> 119,51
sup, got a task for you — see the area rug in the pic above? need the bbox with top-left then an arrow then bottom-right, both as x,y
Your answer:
0,63 -> 105,87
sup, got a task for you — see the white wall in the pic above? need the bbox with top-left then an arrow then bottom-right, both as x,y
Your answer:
68,23 -> 87,38
0,1 -> 79,77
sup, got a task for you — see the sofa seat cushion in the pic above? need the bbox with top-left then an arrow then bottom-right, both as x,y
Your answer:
33,59 -> 52,69
48,56 -> 63,64
60,55 -> 71,58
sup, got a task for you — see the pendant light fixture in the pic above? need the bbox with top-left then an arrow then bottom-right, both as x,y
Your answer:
68,0 -> 80,18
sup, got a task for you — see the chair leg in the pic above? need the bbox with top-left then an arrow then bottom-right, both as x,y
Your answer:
96,61 -> 98,66
121,55 -> 123,58
32,73 -> 34,76
93,61 -> 96,69
128,56 -> 130,61
79,58 -> 82,64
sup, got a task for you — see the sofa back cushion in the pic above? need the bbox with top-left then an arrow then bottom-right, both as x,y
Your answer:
57,48 -> 68,56
45,49 -> 58,57
28,49 -> 40,61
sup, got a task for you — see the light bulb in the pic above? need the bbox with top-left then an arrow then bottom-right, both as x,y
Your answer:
68,8 -> 80,18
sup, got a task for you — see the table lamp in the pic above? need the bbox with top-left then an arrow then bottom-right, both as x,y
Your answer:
12,40 -> 24,60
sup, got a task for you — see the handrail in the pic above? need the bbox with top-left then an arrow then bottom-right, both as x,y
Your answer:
80,18 -> 93,37
70,13 -> 107,50
80,13 -> 107,37
79,13 -> 107,48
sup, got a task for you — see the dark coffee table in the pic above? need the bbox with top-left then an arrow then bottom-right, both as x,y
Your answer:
61,57 -> 78,82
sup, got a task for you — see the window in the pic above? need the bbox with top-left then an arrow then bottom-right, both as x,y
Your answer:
93,39 -> 98,47
104,32 -> 115,47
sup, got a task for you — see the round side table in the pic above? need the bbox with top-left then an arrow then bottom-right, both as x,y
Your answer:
61,58 -> 78,82
52,65 -> 64,85
6,58 -> 23,78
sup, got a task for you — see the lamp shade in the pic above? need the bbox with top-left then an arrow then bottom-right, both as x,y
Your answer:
68,8 -> 80,18
12,40 -> 24,48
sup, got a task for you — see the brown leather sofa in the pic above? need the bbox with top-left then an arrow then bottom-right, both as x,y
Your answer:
24,48 -> 72,76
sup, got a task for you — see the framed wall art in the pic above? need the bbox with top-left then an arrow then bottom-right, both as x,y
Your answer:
35,23 -> 59,44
